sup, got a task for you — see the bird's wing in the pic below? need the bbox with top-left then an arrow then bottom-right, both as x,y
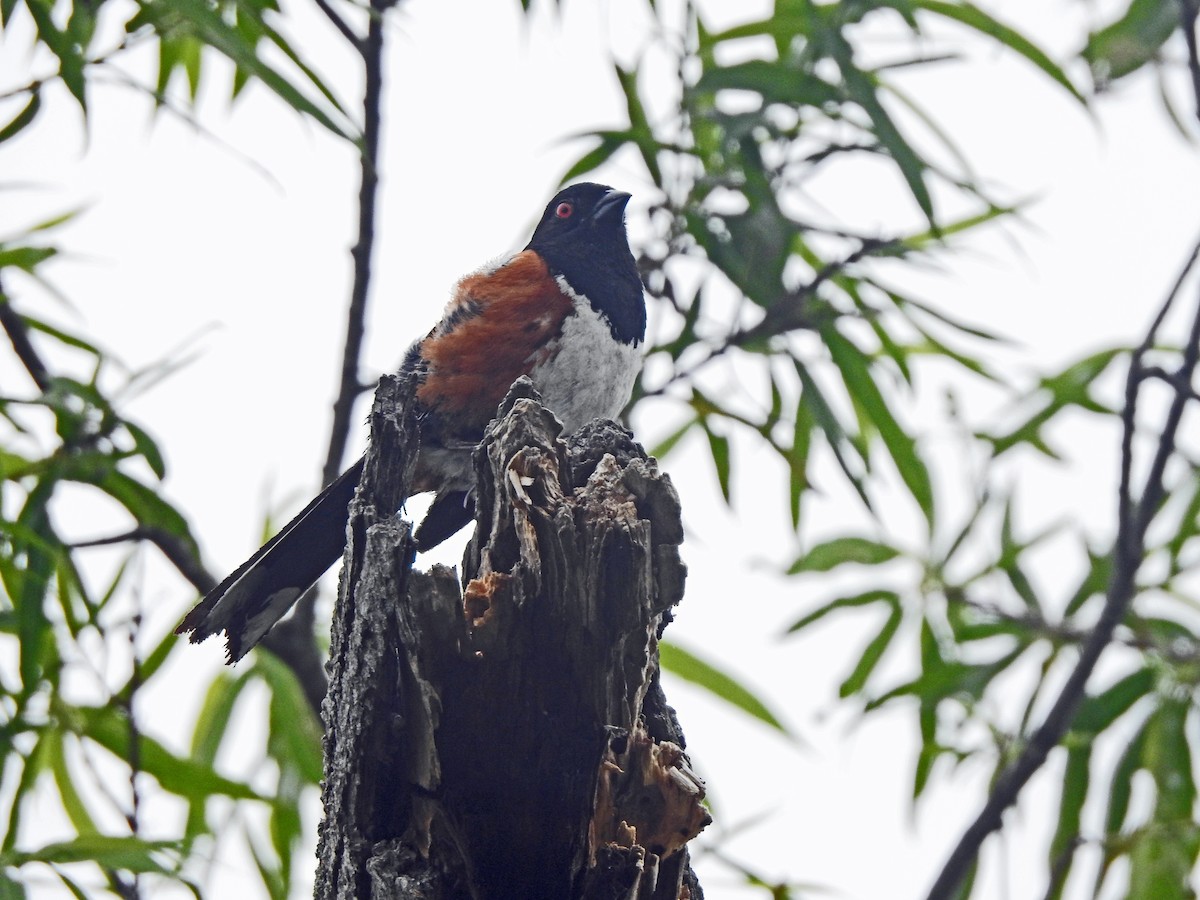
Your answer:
415,250 -> 573,438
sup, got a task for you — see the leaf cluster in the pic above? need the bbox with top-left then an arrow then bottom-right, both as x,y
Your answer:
0,204 -> 321,897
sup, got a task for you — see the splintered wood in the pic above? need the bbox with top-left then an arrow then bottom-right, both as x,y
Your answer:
317,376 -> 708,900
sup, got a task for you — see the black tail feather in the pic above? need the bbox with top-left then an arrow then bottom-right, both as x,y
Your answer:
414,490 -> 476,552
177,456 -> 365,661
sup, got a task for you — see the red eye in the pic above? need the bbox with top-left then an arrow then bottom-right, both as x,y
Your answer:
555,202 -> 573,219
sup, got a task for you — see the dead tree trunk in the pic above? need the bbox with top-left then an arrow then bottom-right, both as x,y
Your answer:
314,375 -> 708,900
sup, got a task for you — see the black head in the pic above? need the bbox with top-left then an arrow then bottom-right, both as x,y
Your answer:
526,183 -> 646,346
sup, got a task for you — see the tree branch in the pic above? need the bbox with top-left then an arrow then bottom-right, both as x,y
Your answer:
925,235 -> 1200,900
320,0 -> 393,489
0,281 -> 52,392
312,0 -> 362,51
262,0 -> 396,707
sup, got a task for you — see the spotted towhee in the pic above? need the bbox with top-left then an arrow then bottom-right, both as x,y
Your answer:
177,183 -> 646,661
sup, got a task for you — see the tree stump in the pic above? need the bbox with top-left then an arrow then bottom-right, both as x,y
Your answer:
314,375 -> 707,900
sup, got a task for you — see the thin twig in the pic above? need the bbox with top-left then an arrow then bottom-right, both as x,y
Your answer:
321,0 -> 393,489
312,0 -> 363,51
0,281 -> 52,391
924,234 -> 1200,900
72,525 -> 217,594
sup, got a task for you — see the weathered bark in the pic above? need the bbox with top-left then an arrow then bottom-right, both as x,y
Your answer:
315,375 -> 707,900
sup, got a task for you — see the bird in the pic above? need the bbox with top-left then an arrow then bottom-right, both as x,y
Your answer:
177,183 -> 646,662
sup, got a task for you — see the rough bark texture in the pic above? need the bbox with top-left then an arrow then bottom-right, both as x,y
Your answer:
315,375 -> 707,900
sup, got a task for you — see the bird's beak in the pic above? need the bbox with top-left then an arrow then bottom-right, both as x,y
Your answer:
592,190 -> 632,223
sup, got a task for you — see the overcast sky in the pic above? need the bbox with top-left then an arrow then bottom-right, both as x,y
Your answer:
3,0 -> 1199,897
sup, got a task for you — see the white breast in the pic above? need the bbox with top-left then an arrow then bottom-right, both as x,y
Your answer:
527,277 -> 643,435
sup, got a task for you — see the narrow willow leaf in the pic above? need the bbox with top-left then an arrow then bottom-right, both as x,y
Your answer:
0,836 -> 177,872
824,328 -> 934,522
788,397 -> 813,529
787,537 -> 899,574
45,732 -> 99,838
648,417 -> 696,460
558,132 -> 629,184
0,93 -> 40,144
1082,0 -> 1180,84
828,32 -> 933,220
659,642 -> 792,736
838,597 -> 902,697
256,654 -> 323,785
74,705 -> 263,802
794,360 -> 871,509
912,0 -> 1086,103
613,63 -> 662,185
20,314 -> 99,355
693,59 -> 841,107
1074,668 -> 1155,736
703,425 -> 731,503
0,873 -> 26,899
123,421 -> 167,479
1046,745 -> 1089,900
787,589 -> 900,633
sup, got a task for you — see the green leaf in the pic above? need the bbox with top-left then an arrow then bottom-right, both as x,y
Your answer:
20,314 -> 99,356
1,836 -> 177,872
788,588 -> 901,635
256,654 -> 323,785
72,705 -> 263,802
22,0 -> 87,113
702,424 -> 731,502
827,32 -> 933,220
659,642 -> 791,736
613,62 -> 662,185
15,479 -> 57,692
44,732 -> 99,838
0,93 -> 41,144
838,596 -> 902,697
558,131 -> 630,185
909,1 -> 1086,104
1045,745 -> 1088,900
648,417 -> 696,460
794,360 -> 870,509
0,872 -> 26,900
1083,0 -> 1180,84
123,422 -> 167,479
72,469 -> 197,553
788,396 -> 813,529
2,728 -> 52,855
1103,717 -> 1149,839
1073,668 -> 1155,736
692,60 -> 841,107
0,247 -> 56,272
185,671 -> 255,842
824,327 -> 935,523
140,0 -> 353,140
787,537 -> 900,574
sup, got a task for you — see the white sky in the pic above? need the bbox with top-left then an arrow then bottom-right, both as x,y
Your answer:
3,0 -> 1199,897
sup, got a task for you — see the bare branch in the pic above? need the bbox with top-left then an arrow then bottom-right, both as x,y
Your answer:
925,233 -> 1200,900
0,282 -> 52,392
320,0 -> 393,489
312,0 -> 362,51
